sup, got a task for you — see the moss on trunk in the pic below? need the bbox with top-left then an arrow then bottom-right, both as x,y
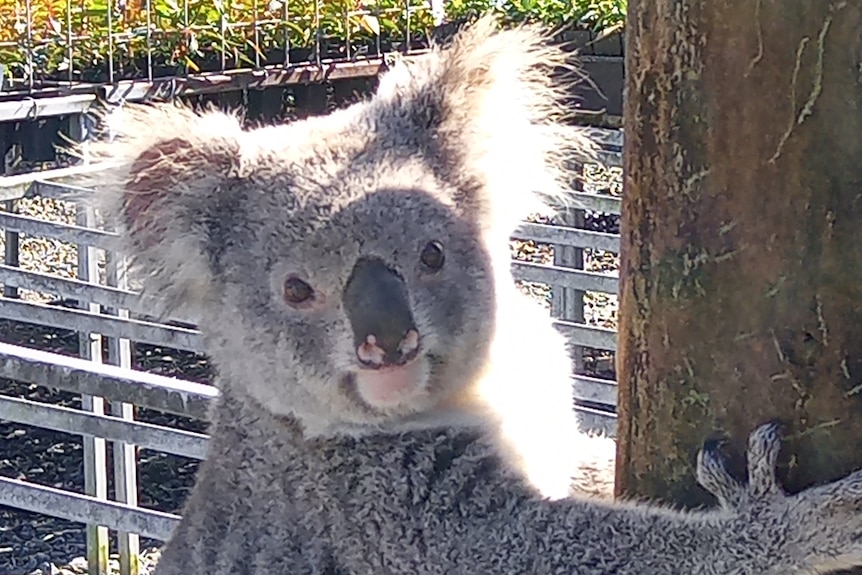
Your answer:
616,0 -> 862,520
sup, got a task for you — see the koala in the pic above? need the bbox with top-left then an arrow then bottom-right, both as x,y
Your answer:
86,15 -> 862,575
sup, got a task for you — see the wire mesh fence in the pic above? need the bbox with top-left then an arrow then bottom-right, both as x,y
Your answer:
0,1 -> 629,100
0,6 -> 627,570
0,140 -> 622,573
0,0 -> 443,93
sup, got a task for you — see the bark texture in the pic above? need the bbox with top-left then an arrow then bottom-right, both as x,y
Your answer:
616,0 -> 862,515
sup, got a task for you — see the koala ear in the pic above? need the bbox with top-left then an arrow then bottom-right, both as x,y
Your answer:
372,15 -> 597,237
85,103 -> 245,316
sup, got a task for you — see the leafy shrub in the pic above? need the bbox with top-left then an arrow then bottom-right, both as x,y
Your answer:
0,0 -> 625,84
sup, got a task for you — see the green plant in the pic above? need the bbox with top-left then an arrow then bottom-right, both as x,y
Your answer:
0,0 -> 626,86
446,0 -> 627,34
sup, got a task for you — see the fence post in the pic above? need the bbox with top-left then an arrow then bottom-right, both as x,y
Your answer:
2,199 -> 19,299
293,84 -> 328,119
1,134 -> 19,299
70,112 -> 111,575
103,101 -> 140,575
105,249 -> 140,575
552,166 -> 586,375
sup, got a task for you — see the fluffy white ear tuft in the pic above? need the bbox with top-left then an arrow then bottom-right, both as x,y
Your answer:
373,14 -> 598,238
79,103 -> 246,317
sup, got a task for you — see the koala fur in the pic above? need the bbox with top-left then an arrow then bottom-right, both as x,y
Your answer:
86,15 -> 862,575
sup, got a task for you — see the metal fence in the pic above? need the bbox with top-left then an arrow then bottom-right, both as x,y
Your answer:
0,1 -> 626,123
0,98 -> 622,574
0,0 -> 441,94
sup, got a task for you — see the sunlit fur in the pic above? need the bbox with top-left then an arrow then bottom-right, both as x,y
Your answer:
82,14 -> 862,575
85,15 -> 605,498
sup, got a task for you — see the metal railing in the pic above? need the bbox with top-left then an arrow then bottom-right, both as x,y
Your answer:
0,114 -> 622,574
0,0 -> 439,96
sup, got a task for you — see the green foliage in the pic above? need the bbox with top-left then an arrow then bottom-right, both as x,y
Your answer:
448,0 -> 626,32
0,0 -> 626,84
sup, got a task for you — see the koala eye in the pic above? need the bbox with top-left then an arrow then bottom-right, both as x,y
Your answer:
283,276 -> 315,306
420,241 -> 445,272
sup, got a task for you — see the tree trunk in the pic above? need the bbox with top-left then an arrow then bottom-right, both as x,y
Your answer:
615,0 -> 862,520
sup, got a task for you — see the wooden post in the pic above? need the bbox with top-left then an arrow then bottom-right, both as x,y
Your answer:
616,0 -> 862,519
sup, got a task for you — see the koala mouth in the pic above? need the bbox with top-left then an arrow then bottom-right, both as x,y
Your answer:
352,357 -> 428,408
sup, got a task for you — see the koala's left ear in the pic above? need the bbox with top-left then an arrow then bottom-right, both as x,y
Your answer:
372,15 -> 596,240
85,103 -> 245,315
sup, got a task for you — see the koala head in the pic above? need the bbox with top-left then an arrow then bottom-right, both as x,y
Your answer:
89,16 -> 594,437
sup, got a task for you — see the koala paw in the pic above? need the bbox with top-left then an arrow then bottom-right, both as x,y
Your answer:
697,421 -> 862,570
696,421 -> 784,510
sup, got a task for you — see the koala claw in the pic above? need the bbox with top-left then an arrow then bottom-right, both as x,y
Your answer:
696,437 -> 744,509
699,422 -> 862,570
745,420 -> 785,498
696,421 -> 785,510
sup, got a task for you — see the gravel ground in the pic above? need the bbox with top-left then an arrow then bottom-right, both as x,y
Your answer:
0,161 -> 622,575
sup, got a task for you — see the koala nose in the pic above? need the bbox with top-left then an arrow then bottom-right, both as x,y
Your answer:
342,257 -> 421,368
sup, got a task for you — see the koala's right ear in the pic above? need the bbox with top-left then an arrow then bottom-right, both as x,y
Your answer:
371,15 -> 596,243
84,103 -> 245,316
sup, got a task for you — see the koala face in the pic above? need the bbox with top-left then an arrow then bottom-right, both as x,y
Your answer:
93,16 -> 589,437
208,167 -> 497,434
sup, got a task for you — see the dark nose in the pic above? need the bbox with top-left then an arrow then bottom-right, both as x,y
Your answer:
342,257 -> 420,368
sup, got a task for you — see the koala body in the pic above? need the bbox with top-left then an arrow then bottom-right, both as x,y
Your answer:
89,15 -> 862,575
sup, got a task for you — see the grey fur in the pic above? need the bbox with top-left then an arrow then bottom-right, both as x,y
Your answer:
86,15 -> 862,575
